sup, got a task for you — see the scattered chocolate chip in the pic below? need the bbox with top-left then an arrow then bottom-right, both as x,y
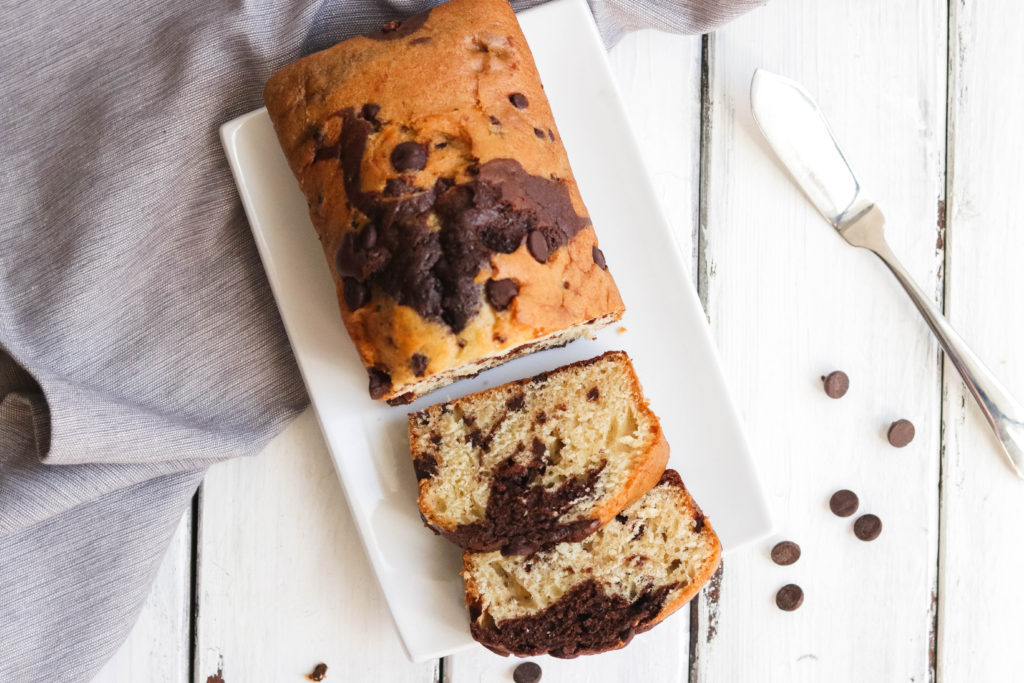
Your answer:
509,92 -> 529,109
489,115 -> 501,126
547,129 -> 555,141
410,353 -> 429,377
887,419 -> 915,447
390,141 -> 427,172
513,661 -> 542,683
506,394 -> 526,412
616,513 -> 629,524
409,36 -> 432,45
854,513 -> 882,541
485,278 -> 519,311
435,141 -> 448,149
775,584 -> 803,611
531,436 -> 546,458
307,662 -> 328,681
829,489 -> 859,517
562,281 -> 570,289
535,411 -> 546,424
592,246 -> 607,270
342,277 -> 369,311
367,367 -> 392,400
533,127 -> 545,138
770,541 -> 801,566
822,370 -> 849,399
693,512 -> 705,534
527,230 -> 549,263
430,432 -> 442,445
586,387 -> 599,402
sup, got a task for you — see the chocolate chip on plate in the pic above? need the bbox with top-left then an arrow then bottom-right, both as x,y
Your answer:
822,370 -> 849,398
513,661 -> 542,683
307,662 -> 328,681
829,489 -> 859,518
509,92 -> 529,109
390,141 -> 427,172
770,540 -> 801,566
485,278 -> 519,311
775,584 -> 804,611
887,419 -> 915,447
854,513 -> 883,541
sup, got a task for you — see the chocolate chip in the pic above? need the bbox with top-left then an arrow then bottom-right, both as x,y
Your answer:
532,437 -> 546,458
489,115 -> 501,126
307,662 -> 328,681
887,419 -> 915,447
616,513 -> 628,524
485,278 -> 519,311
822,370 -> 849,399
693,512 -> 706,533
513,661 -> 542,683
586,387 -> 599,402
390,141 -> 427,172
430,432 -> 442,445
829,489 -> 859,517
854,513 -> 882,541
547,129 -> 555,141
367,368 -> 392,400
534,127 -> 545,138
775,584 -> 803,611
410,353 -> 428,377
509,93 -> 529,109
361,103 -> 380,123
592,246 -> 607,270
527,230 -> 549,263
359,224 -> 378,250
409,36 -> 432,45
506,394 -> 525,411
342,277 -> 369,311
770,541 -> 801,566
535,411 -> 546,424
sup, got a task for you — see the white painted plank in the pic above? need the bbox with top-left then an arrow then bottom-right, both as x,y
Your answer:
194,409 -> 436,683
92,510 -> 191,683
938,2 -> 1024,681
445,29 -> 704,683
694,1 -> 946,681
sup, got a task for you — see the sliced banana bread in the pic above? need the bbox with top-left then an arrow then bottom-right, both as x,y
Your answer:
408,351 -> 668,555
462,469 -> 721,658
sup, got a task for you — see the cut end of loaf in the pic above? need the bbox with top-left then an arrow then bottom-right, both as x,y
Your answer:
409,351 -> 667,555
462,470 -> 722,658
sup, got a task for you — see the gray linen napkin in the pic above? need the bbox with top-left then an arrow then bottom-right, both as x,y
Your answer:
0,0 -> 764,679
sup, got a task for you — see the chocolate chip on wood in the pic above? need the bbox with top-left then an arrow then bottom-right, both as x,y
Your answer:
770,540 -> 801,566
887,419 -> 915,447
822,370 -> 849,398
775,584 -> 804,611
854,514 -> 883,541
513,662 -> 542,683
829,489 -> 859,517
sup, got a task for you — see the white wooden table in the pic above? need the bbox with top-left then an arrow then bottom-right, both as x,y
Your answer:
93,1 -> 1024,680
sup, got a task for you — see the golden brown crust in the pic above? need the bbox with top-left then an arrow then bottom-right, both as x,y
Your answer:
263,0 -> 623,403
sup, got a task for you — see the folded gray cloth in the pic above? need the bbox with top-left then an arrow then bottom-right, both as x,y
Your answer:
0,0 -> 763,679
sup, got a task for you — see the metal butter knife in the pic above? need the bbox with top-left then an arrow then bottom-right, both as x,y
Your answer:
750,68 -> 1024,478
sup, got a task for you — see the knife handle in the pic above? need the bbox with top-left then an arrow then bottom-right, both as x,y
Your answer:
872,239 -> 1024,477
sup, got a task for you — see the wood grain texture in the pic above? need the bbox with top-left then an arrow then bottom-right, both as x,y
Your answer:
193,409 -> 436,683
694,0 -> 947,681
444,28 -> 704,683
92,511 -> 191,683
939,1 -> 1024,680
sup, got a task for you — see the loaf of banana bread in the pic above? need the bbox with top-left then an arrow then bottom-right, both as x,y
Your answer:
263,0 -> 624,404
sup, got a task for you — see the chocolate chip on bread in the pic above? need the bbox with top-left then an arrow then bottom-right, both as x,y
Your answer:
409,351 -> 668,555
462,469 -> 722,658
263,0 -> 624,405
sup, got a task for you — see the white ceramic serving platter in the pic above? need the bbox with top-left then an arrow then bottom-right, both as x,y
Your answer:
221,0 -> 771,662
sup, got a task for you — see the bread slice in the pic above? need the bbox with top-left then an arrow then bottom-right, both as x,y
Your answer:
462,469 -> 721,658
408,351 -> 668,555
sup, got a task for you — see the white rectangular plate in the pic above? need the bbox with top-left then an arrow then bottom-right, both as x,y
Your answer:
221,0 -> 771,662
